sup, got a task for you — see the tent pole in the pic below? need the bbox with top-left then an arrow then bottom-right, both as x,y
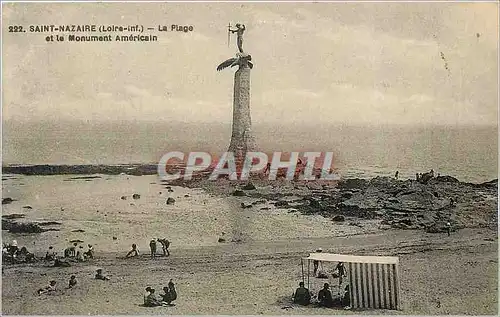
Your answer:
301,259 -> 305,284
307,260 -> 310,290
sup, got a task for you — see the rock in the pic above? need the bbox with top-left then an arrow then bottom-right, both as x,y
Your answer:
260,207 -> 270,210
241,202 -> 253,209
168,189 -> 174,193
341,191 -> 353,199
112,236 -> 117,240
132,194 -> 141,200
232,190 -> 246,197
242,182 -> 256,190
38,221 -> 62,226
2,198 -> 14,204
348,221 -> 363,228
70,239 -> 84,243
337,178 -> 368,191
309,198 -> 322,208
432,175 -> 459,183
71,229 -> 85,233
274,200 -> 289,207
2,214 -> 25,220
2,220 -> 44,233
22,205 -> 33,209
166,197 -> 176,205
120,196 -> 127,200
332,215 -> 345,222
218,238 -> 226,243
252,200 -> 267,205
184,194 -> 190,197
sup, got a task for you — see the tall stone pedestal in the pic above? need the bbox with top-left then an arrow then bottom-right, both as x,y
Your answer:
228,66 -> 257,164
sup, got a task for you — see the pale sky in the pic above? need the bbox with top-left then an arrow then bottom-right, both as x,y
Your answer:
2,2 -> 499,125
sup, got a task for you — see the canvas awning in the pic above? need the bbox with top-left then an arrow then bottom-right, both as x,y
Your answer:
303,253 -> 399,264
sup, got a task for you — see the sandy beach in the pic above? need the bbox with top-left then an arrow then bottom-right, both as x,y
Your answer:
1,174 -> 497,315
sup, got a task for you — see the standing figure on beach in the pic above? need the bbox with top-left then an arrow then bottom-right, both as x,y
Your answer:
446,222 -> 452,236
158,238 -> 170,257
149,239 -> 157,258
335,262 -> 346,288
229,23 -> 246,53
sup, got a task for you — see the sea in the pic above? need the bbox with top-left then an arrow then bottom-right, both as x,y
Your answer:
2,120 -> 498,183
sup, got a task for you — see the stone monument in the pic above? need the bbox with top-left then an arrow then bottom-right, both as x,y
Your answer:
217,23 -> 257,163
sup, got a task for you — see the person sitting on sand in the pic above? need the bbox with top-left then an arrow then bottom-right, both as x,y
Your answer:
53,258 -> 71,267
144,287 -> 163,307
9,240 -> 19,257
37,280 -> 57,295
292,282 -> 311,306
64,243 -> 78,258
84,244 -> 94,259
76,246 -> 85,262
45,246 -> 57,261
68,275 -> 77,288
95,269 -> 110,280
161,286 -> 174,305
342,284 -> 350,307
157,238 -> 170,257
167,280 -> 177,303
19,247 -> 36,263
126,244 -> 140,258
318,283 -> 334,308
149,239 -> 157,258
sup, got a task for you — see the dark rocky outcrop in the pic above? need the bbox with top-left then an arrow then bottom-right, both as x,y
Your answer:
242,182 -> 256,190
2,198 -> 15,205
166,197 -> 176,205
232,190 -> 246,197
132,194 -> 141,200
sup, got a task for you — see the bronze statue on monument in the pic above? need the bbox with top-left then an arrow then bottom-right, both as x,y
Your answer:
217,23 -> 257,162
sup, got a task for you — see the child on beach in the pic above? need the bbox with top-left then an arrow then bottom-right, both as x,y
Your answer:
37,280 -> 57,295
95,269 -> 110,280
68,275 -> 77,288
126,244 -> 140,258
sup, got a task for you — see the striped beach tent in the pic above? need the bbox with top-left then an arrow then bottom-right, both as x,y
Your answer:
302,253 -> 401,310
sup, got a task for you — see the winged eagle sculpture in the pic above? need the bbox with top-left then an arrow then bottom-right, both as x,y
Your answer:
217,53 -> 253,71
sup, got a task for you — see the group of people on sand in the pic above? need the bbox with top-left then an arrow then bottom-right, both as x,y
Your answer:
125,238 -> 170,258
2,240 -> 36,263
143,279 -> 177,307
37,268 -> 110,296
60,243 -> 94,262
293,281 -> 350,309
293,248 -> 350,309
